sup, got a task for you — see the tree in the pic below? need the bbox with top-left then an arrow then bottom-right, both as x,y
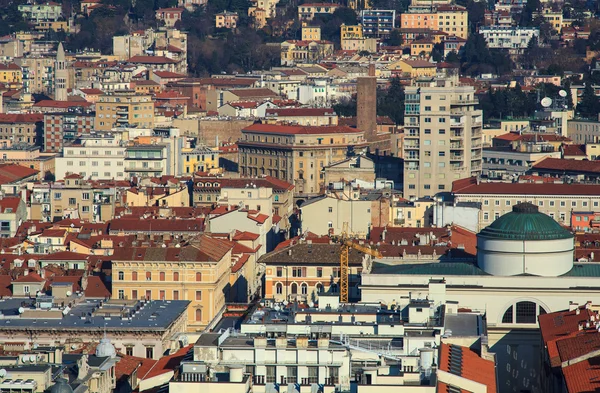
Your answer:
377,77 -> 405,124
577,83 -> 600,119
385,29 -> 402,46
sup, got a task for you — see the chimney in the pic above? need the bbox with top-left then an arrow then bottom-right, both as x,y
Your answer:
368,64 -> 375,77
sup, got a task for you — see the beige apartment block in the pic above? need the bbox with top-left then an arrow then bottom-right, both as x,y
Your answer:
95,90 -> 154,131
403,77 -> 482,199
29,174 -> 116,222
111,235 -> 233,332
238,123 -> 367,197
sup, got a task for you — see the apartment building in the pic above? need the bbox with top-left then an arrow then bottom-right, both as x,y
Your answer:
360,9 -> 396,37
261,241 -> 366,302
180,145 -> 219,174
95,90 -> 154,131
238,123 -> 367,196
479,26 -> 539,54
264,108 -> 338,126
111,235 -> 233,332
452,176 -> 600,231
298,3 -> 340,21
155,7 -> 184,27
400,4 -> 468,39
302,26 -> 321,40
0,196 -> 26,237
29,174 -> 117,222
403,77 -> 483,199
0,63 -> 22,89
340,24 -> 378,51
280,40 -> 334,67
55,133 -> 127,180
125,143 -> 173,178
0,113 -> 44,146
43,108 -> 95,153
215,11 -> 239,28
18,2 -> 62,22
15,56 -> 55,94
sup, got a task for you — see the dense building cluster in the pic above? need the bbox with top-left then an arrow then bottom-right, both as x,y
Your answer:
1,0 -> 600,391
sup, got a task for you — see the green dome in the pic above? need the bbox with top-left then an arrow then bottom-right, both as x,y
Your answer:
478,202 -> 573,241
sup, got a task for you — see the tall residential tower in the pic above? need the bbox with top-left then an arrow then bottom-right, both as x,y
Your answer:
403,77 -> 483,199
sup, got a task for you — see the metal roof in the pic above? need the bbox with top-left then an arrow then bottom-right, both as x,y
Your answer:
478,202 -> 573,241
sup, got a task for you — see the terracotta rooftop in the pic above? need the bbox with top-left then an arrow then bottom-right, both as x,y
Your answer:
452,177 -> 600,196
0,164 -> 39,184
0,196 -> 22,214
438,343 -> 497,393
533,157 -> 600,174
242,123 -> 363,135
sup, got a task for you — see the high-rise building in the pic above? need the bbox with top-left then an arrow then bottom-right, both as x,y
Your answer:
54,42 -> 67,101
95,90 -> 154,131
403,77 -> 483,199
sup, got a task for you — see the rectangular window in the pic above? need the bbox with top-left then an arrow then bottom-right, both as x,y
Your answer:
173,290 -> 179,300
69,198 -> 76,205
196,291 -> 202,301
308,367 -> 318,384
287,367 -> 298,384
266,366 -> 276,383
146,347 -> 154,359
277,267 -> 283,277
118,289 -> 124,299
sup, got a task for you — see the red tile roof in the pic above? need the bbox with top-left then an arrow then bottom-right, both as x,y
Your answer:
229,88 -> 278,98
563,144 -> 586,157
233,231 -> 260,241
0,196 -> 22,213
0,275 -> 12,296
153,71 -> 186,78
33,100 -> 92,109
231,254 -> 250,273
452,176 -> 600,196
142,344 -> 193,379
79,88 -> 104,95
13,271 -> 44,283
0,113 -> 43,123
128,56 -> 178,64
109,218 -> 205,233
243,123 -> 363,135
0,164 -> 39,184
533,157 -> 600,174
562,356 -> 600,393
265,108 -> 336,117
438,343 -> 497,393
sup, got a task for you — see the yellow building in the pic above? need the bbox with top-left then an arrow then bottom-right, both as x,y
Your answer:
112,235 -> 234,332
95,90 -> 154,131
181,145 -> 219,174
280,40 -> 334,66
436,5 -> 468,39
388,59 -> 437,78
0,63 -> 22,89
238,123 -> 367,196
540,9 -> 562,32
410,39 -> 434,56
390,198 -> 434,227
341,24 -> 364,40
302,25 -> 321,40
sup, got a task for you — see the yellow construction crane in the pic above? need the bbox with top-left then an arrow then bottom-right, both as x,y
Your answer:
339,225 -> 382,303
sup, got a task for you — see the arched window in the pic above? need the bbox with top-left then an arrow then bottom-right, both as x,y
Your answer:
291,283 -> 298,294
195,309 -> 202,322
276,283 -> 283,295
173,272 -> 179,281
274,195 -> 279,202
502,306 -> 513,324
301,283 -> 308,295
516,301 -> 537,324
132,271 -> 138,281
316,283 -> 323,293
501,301 -> 548,324
118,271 -> 124,280
196,272 -> 202,281
159,272 -> 165,281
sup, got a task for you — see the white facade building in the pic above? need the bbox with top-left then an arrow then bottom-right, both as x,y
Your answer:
55,134 -> 127,180
479,26 -> 539,53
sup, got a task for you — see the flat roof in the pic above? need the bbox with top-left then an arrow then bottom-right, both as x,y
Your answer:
0,298 -> 189,331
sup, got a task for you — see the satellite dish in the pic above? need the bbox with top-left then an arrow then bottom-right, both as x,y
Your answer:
283,300 -> 289,306
559,89 -> 568,97
66,291 -> 72,296
0,369 -> 6,378
541,97 -> 553,107
18,307 -> 24,314
309,302 -> 315,308
33,343 -> 38,349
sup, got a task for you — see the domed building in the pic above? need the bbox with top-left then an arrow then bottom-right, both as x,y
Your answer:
477,202 -> 574,276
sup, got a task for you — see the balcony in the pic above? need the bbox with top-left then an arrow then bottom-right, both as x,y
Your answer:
450,142 -> 463,149
450,133 -> 463,140
404,143 -> 420,149
449,154 -> 464,161
451,99 -> 479,106
116,117 -> 128,123
393,219 -> 405,226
